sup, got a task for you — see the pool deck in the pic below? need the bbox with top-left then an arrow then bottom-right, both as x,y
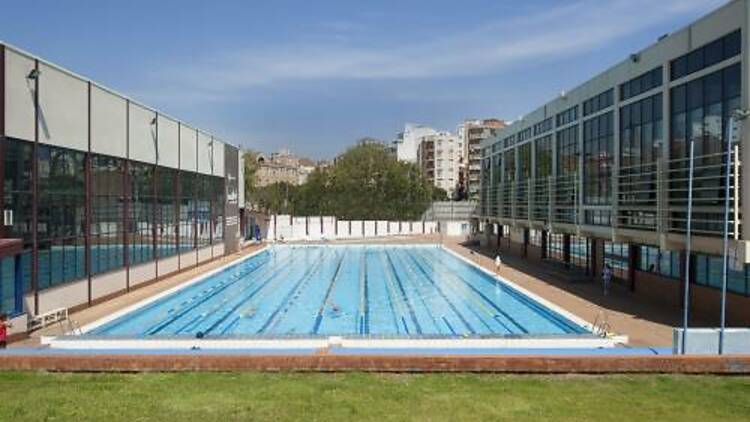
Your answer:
441,239 -> 679,347
10,236 -> 689,349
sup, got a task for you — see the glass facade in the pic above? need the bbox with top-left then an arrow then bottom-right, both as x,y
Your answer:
179,171 -> 196,252
37,145 -> 86,289
670,30 -> 741,81
128,162 -> 155,266
583,112 -> 613,206
620,67 -> 662,101
556,106 -> 578,127
604,242 -> 629,281
533,118 -> 553,136
669,63 -> 741,232
638,246 -> 680,280
0,137 -> 227,309
157,168 -> 179,259
619,93 -> 663,228
535,135 -> 552,178
90,156 -> 125,275
583,89 -> 614,117
694,253 -> 750,296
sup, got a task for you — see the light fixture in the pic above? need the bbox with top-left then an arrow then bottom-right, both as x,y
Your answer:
26,68 -> 40,80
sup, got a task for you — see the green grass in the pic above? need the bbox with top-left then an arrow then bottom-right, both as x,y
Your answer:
0,372 -> 748,421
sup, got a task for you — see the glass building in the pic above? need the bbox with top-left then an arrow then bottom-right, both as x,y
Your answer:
0,43 -> 244,331
477,0 -> 750,326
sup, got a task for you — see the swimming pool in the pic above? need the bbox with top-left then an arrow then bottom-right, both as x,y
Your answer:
68,244 -> 596,341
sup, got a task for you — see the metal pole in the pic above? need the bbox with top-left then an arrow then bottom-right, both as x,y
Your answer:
719,116 -> 734,355
719,110 -> 748,354
681,139 -> 695,355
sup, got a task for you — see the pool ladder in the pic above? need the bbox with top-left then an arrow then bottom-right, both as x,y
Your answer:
592,310 -> 611,338
57,318 -> 83,336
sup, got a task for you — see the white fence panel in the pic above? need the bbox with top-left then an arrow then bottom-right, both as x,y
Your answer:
308,216 -> 322,240
336,220 -> 352,238
292,217 -> 307,240
322,217 -> 337,239
363,221 -> 376,237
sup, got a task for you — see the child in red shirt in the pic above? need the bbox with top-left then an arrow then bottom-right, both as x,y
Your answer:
0,313 -> 11,349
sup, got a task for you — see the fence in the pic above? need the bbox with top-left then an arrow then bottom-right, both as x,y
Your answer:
261,215 -> 471,241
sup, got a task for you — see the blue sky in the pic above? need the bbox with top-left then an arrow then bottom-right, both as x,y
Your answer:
0,0 -> 728,159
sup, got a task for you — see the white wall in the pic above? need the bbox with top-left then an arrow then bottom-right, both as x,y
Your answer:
197,132 -> 213,175
4,48 -> 36,141
37,63 -> 88,152
157,115 -> 179,169
91,270 -> 127,300
90,86 -> 127,158
213,139 -> 225,176
128,103 -> 157,164
180,125 -> 197,171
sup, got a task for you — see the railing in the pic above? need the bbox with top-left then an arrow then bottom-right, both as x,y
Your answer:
532,177 -> 550,222
477,151 -> 740,239
515,179 -> 529,220
617,161 -> 658,230
501,183 -> 513,219
667,151 -> 740,237
554,173 -> 578,224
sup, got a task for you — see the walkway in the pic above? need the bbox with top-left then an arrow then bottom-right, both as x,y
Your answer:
443,239 -> 680,347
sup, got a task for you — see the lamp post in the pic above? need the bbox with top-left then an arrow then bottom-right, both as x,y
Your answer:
681,131 -> 696,355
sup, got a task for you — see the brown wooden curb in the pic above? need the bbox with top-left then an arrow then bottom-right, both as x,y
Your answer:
1,354 -> 750,374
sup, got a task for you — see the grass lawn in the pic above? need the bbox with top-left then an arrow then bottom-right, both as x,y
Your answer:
0,372 -> 748,421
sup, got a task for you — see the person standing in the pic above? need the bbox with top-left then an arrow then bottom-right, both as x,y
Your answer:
602,264 -> 613,296
495,253 -> 502,275
0,313 -> 11,349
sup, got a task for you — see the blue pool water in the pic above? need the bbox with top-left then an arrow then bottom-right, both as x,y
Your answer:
89,245 -> 589,338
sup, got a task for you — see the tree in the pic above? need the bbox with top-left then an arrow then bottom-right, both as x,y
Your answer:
432,187 -> 449,201
291,143 -> 434,220
242,150 -> 260,206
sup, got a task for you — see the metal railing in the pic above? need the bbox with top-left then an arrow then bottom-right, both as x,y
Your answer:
667,151 -> 740,237
476,151 -> 739,239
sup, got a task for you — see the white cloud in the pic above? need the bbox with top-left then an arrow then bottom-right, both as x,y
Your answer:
153,0 -> 726,99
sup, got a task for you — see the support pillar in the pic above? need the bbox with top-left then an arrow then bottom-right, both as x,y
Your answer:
563,234 -> 571,268
628,244 -> 639,292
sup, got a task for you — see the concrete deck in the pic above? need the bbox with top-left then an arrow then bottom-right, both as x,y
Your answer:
442,240 -> 681,347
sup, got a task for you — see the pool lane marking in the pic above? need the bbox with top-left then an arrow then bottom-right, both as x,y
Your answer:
377,250 -> 412,335
202,248 -> 327,336
389,249 -> 446,335
141,252 -> 282,335
255,249 -> 331,334
312,250 -> 347,334
399,248 -> 477,335
413,248 -> 513,333
419,248 -> 524,334
420,248 -> 527,334
101,251 -> 275,335
383,250 -> 423,335
358,249 -> 369,335
166,248 -> 301,336
145,248 -> 299,335
408,249 -> 497,334
434,248 -> 581,333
